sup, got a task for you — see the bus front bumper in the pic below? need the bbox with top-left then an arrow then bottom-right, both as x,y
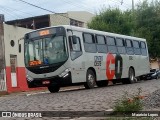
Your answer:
27,72 -> 72,88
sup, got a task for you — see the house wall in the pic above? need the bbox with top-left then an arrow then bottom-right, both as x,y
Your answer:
3,24 -> 46,93
49,11 -> 94,28
4,24 -> 31,67
50,13 -> 70,26
3,24 -> 31,93
150,61 -> 159,69
67,11 -> 94,28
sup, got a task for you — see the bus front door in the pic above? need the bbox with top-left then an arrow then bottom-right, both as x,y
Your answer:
68,31 -> 85,83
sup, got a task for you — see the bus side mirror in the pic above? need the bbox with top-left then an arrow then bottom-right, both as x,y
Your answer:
19,44 -> 21,53
72,35 -> 77,44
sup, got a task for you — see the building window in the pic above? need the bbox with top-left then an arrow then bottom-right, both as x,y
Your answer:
70,19 -> 84,27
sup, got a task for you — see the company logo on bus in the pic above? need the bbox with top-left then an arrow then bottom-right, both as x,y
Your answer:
106,53 -> 123,80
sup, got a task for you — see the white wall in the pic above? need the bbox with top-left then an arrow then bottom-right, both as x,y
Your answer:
49,11 -> 95,28
67,11 -> 95,28
50,13 -> 70,26
4,24 -> 31,67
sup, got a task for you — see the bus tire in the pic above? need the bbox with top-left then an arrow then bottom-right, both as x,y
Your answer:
84,69 -> 96,89
97,80 -> 108,87
48,85 -> 60,93
128,67 -> 135,84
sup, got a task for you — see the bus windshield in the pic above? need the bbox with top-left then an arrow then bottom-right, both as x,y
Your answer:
25,35 -> 68,67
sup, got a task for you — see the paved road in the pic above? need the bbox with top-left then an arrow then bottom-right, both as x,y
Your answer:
1,79 -> 160,120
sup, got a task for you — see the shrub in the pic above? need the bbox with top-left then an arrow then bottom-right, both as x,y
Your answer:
113,88 -> 143,114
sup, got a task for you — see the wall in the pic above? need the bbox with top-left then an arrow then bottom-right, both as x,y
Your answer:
150,61 -> 159,69
50,13 -> 70,26
67,11 -> 94,28
4,24 -> 31,93
49,11 -> 94,28
4,24 -> 31,67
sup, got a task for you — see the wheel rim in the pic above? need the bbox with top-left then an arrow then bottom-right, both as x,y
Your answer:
88,74 -> 95,86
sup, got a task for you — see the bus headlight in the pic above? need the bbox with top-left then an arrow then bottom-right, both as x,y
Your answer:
26,75 -> 34,82
59,68 -> 71,78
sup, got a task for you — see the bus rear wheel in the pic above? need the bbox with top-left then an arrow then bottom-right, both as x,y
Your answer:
84,69 -> 96,89
48,85 -> 60,93
128,68 -> 135,84
122,68 -> 135,84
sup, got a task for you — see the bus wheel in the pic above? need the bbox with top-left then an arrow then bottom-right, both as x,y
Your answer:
128,68 -> 135,84
48,85 -> 60,93
97,81 -> 108,87
84,69 -> 96,89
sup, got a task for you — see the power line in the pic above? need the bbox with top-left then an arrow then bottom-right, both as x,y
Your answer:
0,6 -> 23,20
1,5 -> 35,17
0,5 -> 28,18
13,0 -> 90,26
14,0 -> 73,20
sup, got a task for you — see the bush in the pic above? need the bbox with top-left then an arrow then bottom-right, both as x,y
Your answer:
113,88 -> 143,113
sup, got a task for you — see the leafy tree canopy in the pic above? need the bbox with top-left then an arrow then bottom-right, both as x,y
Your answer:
88,0 -> 160,58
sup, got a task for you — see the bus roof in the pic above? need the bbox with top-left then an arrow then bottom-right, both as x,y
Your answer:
63,25 -> 146,42
28,25 -> 146,42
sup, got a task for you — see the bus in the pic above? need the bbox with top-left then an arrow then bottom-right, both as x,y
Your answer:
22,25 -> 150,93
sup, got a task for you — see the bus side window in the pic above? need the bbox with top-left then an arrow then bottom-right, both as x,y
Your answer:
69,36 -> 81,51
133,40 -> 141,55
83,33 -> 97,53
116,38 -> 126,54
140,41 -> 147,56
126,39 -> 134,55
96,35 -> 107,53
69,36 -> 82,60
106,36 -> 117,54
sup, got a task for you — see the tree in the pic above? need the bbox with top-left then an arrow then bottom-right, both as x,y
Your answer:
88,8 -> 134,35
134,0 -> 160,58
88,0 -> 160,58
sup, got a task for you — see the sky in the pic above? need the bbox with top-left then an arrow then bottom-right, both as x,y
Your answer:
0,0 -> 148,21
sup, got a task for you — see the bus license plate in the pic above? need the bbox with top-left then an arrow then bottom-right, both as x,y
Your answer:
42,80 -> 50,85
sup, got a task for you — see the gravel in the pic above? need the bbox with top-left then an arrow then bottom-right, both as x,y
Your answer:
143,89 -> 160,110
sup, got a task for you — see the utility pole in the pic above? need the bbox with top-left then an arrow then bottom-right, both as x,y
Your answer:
131,0 -> 135,36
132,0 -> 134,12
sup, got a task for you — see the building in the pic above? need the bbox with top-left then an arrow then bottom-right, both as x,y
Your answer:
0,11 -> 94,93
6,11 -> 94,29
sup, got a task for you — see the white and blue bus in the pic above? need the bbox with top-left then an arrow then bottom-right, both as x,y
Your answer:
22,25 -> 150,92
